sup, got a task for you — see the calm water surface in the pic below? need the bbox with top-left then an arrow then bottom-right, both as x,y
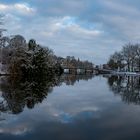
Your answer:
0,75 -> 140,140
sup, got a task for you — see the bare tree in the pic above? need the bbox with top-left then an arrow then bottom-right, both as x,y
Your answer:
108,43 -> 140,72
122,43 -> 137,71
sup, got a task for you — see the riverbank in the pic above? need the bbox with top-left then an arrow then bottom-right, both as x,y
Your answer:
111,71 -> 140,76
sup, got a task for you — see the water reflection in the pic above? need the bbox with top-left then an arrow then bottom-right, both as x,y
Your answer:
0,74 -> 94,115
1,75 -> 140,140
1,74 -> 139,116
107,75 -> 140,105
0,75 -> 61,114
61,74 -> 94,85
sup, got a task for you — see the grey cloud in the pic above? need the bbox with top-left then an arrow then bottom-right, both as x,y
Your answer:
1,0 -> 140,64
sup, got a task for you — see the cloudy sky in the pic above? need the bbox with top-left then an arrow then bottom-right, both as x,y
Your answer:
0,0 -> 140,64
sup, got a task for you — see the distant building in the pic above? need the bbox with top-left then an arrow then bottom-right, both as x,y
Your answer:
103,64 -> 110,69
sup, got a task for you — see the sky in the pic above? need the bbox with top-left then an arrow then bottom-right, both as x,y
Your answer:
0,0 -> 140,64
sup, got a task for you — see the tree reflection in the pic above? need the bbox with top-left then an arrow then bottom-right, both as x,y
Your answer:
0,74 -> 94,115
107,75 -> 140,105
0,75 -> 61,114
61,74 -> 94,85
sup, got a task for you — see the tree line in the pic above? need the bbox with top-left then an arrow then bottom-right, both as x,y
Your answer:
57,56 -> 94,69
107,43 -> 140,72
0,34 -> 63,76
0,33 -> 94,76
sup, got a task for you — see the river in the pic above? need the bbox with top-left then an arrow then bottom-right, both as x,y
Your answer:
0,74 -> 140,140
